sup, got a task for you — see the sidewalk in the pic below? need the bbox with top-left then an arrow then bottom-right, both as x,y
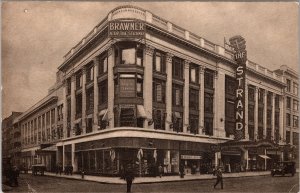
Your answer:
28,171 -> 271,184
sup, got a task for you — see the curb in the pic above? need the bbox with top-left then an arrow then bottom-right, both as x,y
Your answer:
25,172 -> 272,185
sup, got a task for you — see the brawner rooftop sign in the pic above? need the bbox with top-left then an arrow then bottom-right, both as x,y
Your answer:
229,35 -> 247,141
109,20 -> 145,37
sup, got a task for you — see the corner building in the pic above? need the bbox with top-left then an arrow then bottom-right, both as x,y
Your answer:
19,5 -> 298,176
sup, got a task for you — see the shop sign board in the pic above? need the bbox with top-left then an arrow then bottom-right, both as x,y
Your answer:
229,35 -> 247,140
109,20 -> 145,38
181,155 -> 202,160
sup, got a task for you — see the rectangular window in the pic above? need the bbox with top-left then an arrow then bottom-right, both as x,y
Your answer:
225,76 -> 236,96
258,89 -> 264,104
286,131 -> 291,143
293,82 -> 298,96
267,109 -> 272,126
153,109 -> 165,130
293,100 -> 299,111
137,75 -> 143,98
267,92 -> 272,107
286,113 -> 291,126
99,55 -> 108,75
248,125 -> 254,140
76,94 -> 82,118
258,126 -> 263,139
153,79 -> 166,103
286,79 -> 291,92
248,104 -> 255,123
76,72 -> 82,89
122,48 -> 136,64
287,97 -> 291,109
225,100 -> 235,119
172,84 -> 183,107
172,57 -> 184,79
154,51 -> 165,73
189,115 -> 199,134
86,118 -> 93,133
51,109 -> 55,124
258,107 -> 264,124
86,88 -> 94,114
46,112 -> 50,126
98,80 -> 108,105
204,69 -> 214,89
275,95 -> 280,109
204,117 -> 213,136
293,132 -> 299,145
189,64 -> 199,83
67,78 -> 71,95
204,93 -> 213,113
86,65 -> 94,82
248,87 -> 255,102
293,115 -> 298,127
275,112 -> 280,128
189,89 -> 199,110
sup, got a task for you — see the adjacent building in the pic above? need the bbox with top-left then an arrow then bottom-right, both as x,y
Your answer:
11,5 -> 298,176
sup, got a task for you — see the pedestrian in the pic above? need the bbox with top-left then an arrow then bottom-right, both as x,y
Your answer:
11,166 -> 19,187
179,164 -> 185,178
213,167 -> 223,189
59,164 -> 63,175
124,164 -> 135,193
158,164 -> 163,178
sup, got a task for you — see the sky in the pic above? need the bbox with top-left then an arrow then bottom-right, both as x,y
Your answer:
2,1 -> 299,118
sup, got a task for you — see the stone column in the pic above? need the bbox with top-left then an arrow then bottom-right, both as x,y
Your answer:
71,75 -> 76,137
263,90 -> 267,138
62,145 -> 65,169
199,66 -> 205,134
254,87 -> 259,140
71,143 -> 77,172
144,45 -> 154,129
183,60 -> 190,133
82,67 -> 87,134
272,93 -> 275,139
165,53 -> 173,131
63,80 -> 67,139
245,83 -> 249,140
279,96 -> 284,142
213,70 -> 219,137
49,109 -> 52,141
93,58 -> 99,131
215,67 -> 226,138
107,47 -> 115,128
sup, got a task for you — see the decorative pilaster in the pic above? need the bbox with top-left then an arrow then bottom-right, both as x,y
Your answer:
71,75 -> 76,137
213,69 -> 218,137
271,93 -> 275,139
107,47 -> 115,128
254,87 -> 259,140
165,53 -> 173,131
81,67 -> 86,134
199,66 -> 205,134
263,90 -> 267,138
93,58 -> 99,131
144,45 -> 154,128
183,60 -> 190,133
63,80 -> 67,139
245,83 -> 249,140
279,95 -> 284,143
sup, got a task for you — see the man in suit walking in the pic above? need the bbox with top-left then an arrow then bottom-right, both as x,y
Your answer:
124,163 -> 135,193
214,167 -> 223,189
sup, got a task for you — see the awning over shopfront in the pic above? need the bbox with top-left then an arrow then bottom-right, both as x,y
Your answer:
137,105 -> 147,118
87,113 -> 93,119
259,155 -> 271,159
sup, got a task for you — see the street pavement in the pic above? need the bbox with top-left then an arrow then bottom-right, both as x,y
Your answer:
3,172 -> 299,193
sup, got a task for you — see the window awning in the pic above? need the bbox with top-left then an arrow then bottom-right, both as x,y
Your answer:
87,113 -> 93,119
259,155 -> 271,159
74,118 -> 82,124
98,109 -> 108,121
174,112 -> 181,118
137,105 -> 147,118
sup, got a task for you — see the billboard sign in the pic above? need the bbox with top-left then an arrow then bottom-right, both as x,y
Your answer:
109,20 -> 145,38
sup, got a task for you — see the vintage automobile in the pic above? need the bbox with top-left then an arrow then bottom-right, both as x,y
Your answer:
32,164 -> 46,176
271,161 -> 296,177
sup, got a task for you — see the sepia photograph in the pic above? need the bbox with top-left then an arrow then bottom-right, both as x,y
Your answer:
1,1 -> 299,192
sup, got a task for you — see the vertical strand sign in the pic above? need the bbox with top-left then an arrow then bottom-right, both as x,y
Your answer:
229,35 -> 247,140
